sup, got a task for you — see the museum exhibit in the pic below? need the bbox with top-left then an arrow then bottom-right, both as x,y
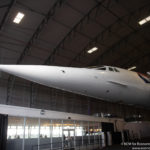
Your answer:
0,0 -> 150,150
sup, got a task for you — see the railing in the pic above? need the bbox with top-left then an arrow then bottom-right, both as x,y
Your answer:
32,138 -> 102,150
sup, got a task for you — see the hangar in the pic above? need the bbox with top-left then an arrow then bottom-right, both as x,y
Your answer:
0,0 -> 150,150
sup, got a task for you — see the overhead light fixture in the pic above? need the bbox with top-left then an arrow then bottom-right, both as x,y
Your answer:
138,15 -> 150,25
13,12 -> 25,24
87,47 -> 98,54
128,66 -> 136,71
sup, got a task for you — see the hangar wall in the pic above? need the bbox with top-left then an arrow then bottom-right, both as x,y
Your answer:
124,122 -> 150,139
1,104 -> 150,144
0,77 -> 150,120
115,120 -> 150,139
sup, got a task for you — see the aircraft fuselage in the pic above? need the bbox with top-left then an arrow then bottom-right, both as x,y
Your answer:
0,65 -> 149,106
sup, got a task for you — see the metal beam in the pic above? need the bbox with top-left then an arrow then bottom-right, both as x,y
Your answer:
69,2 -> 150,66
6,0 -> 66,104
90,30 -> 138,66
0,0 -> 16,104
54,2 -> 150,67
44,0 -> 106,65
100,1 -> 150,48
0,0 -> 15,30
87,3 -> 150,66
122,48 -> 150,71
16,1 -> 45,16
113,43 -> 148,68
16,0 -> 66,64
0,4 -> 10,9
90,24 -> 150,67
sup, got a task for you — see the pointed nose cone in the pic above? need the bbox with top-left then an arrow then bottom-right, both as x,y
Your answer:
0,65 -> 41,78
0,65 -> 54,85
0,65 -> 74,89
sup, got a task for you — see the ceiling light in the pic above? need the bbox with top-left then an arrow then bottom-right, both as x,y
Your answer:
146,16 -> 150,21
128,66 -> 136,71
138,15 -> 150,25
13,12 -> 25,24
87,47 -> 98,54
139,19 -> 146,25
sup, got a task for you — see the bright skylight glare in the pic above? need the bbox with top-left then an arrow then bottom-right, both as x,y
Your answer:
128,66 -> 136,71
13,12 -> 25,24
87,47 -> 98,54
138,15 -> 150,25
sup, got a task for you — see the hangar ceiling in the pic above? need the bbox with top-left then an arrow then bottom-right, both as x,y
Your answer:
0,0 -> 150,70
0,0 -> 150,118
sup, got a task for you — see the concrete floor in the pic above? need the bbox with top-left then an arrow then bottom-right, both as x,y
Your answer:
100,138 -> 150,150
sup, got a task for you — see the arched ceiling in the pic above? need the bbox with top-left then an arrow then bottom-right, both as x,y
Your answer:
0,0 -> 150,73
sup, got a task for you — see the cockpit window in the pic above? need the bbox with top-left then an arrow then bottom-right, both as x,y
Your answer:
97,67 -> 106,70
108,67 -> 120,72
109,67 -> 114,71
114,68 -> 120,72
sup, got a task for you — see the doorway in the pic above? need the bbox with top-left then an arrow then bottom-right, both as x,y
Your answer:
63,129 -> 75,148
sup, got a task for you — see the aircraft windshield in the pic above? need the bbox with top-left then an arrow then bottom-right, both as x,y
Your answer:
87,66 -> 106,70
97,67 -> 106,70
108,67 -> 120,72
87,66 -> 120,72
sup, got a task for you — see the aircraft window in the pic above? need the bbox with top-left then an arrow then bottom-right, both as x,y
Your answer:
109,67 -> 114,71
97,67 -> 106,70
114,68 -> 119,72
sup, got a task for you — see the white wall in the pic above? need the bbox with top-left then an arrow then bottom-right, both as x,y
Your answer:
0,104 -> 123,123
124,122 -> 150,139
111,119 -> 150,139
115,119 -> 126,132
1,104 -> 150,140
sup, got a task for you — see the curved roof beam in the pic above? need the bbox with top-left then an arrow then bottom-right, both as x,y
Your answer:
120,39 -> 150,70
100,1 -> 150,46
16,0 -> 66,64
6,0 -> 66,104
76,3 -> 150,67
16,1 -> 46,16
0,0 -> 16,30
44,0 -> 106,65
89,24 -> 150,67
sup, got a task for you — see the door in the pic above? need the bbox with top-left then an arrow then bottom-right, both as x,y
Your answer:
63,129 -> 75,148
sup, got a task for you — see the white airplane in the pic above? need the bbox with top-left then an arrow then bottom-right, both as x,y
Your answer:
0,65 -> 150,106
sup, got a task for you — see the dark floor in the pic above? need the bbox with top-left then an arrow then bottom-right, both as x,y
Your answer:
101,145 -> 132,150
140,137 -> 150,142
98,138 -> 150,150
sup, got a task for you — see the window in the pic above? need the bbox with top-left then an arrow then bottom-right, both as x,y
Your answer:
109,67 -> 114,71
40,119 -> 51,139
52,120 -> 62,137
25,118 -> 39,139
7,116 -> 24,139
114,68 -> 119,72
97,67 -> 106,70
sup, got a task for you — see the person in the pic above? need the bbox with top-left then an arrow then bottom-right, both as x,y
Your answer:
63,134 -> 68,147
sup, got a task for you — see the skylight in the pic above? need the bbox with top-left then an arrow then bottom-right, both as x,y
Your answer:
138,15 -> 150,25
13,12 -> 25,24
87,47 -> 98,54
